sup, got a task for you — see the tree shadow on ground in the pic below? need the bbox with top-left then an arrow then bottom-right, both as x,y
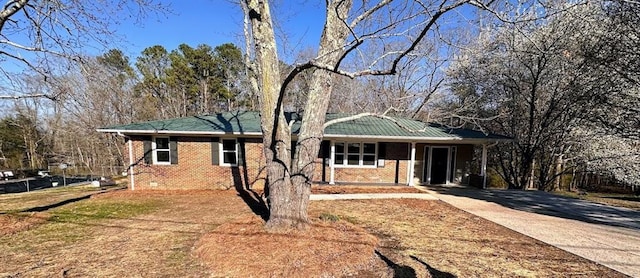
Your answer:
4,187 -> 124,214
427,185 -> 640,230
375,250 -> 416,277
22,194 -> 93,213
410,255 -> 456,278
375,250 -> 456,278
601,196 -> 640,202
231,163 -> 269,221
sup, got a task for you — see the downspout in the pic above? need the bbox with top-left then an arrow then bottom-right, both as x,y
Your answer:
117,132 -> 135,191
482,141 -> 500,189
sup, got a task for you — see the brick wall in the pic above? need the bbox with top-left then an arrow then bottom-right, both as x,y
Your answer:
332,159 -> 410,184
124,137 -> 470,190
128,136 -> 266,190
315,142 -> 410,184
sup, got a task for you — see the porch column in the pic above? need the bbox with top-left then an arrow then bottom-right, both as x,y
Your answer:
408,142 -> 416,186
481,144 -> 487,189
128,138 -> 135,191
329,141 -> 335,185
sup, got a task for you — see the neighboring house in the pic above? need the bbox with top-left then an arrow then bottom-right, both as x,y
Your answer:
97,111 -> 509,190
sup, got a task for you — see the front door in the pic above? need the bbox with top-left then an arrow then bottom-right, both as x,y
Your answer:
429,147 -> 449,184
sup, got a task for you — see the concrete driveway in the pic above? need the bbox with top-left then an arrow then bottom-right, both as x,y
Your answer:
420,186 -> 640,277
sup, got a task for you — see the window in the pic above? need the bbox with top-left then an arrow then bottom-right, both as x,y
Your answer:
221,139 -> 238,165
347,143 -> 360,165
362,143 -> 376,165
153,137 -> 171,164
145,137 -> 177,165
333,142 -> 377,167
335,143 -> 345,165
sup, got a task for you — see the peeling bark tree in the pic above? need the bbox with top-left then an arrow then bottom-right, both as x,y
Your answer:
242,0 -> 505,230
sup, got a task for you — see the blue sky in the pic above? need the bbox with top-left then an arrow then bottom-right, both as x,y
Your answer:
0,0 -> 324,101
2,0 -> 481,76
0,1 -> 327,96
1,0 -> 481,91
1,0 -> 481,111
117,0 -> 326,63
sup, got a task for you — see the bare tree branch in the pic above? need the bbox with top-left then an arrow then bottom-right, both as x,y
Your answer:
322,106 -> 433,133
0,0 -> 167,100
0,93 -> 48,100
0,0 -> 28,32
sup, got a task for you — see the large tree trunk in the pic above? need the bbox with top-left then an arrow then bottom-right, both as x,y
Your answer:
528,158 -> 535,190
245,0 -> 297,230
286,0 -> 353,229
553,154 -> 563,191
245,0 -> 352,231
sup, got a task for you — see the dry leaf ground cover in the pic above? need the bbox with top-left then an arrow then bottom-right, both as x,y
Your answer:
0,185 -> 625,277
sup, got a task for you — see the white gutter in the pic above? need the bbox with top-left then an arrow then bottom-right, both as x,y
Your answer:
322,135 -> 512,144
116,132 -> 135,191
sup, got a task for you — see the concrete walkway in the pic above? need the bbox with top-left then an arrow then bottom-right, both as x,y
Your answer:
418,186 -> 640,277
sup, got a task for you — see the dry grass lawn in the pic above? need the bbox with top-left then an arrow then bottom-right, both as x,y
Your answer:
555,191 -> 640,211
0,185 -> 626,277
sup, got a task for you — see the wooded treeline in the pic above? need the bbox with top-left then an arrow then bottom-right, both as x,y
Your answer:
0,1 -> 638,191
0,43 -> 250,174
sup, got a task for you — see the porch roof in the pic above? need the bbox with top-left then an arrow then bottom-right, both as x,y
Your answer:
97,111 -> 510,143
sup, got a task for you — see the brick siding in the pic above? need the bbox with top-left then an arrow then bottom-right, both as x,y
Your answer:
125,137 -> 474,190
128,136 -> 267,190
325,142 -> 410,184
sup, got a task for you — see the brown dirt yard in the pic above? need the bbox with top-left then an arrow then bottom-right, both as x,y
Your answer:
0,185 -> 626,277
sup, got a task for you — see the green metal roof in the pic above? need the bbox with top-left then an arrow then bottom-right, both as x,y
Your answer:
319,113 -> 508,140
98,111 -> 510,142
99,111 -> 264,134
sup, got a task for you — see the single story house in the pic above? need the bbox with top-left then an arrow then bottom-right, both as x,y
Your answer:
97,111 -> 510,190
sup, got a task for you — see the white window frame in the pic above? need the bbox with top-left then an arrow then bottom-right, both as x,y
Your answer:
333,141 -> 377,168
219,138 -> 238,167
152,137 -> 171,165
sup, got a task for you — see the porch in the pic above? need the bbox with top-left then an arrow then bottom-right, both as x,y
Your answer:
317,141 -> 496,188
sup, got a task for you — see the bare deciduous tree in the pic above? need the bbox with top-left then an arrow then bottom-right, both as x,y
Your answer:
241,0 -> 517,230
0,0 -> 167,100
447,1 -> 640,190
49,51 -> 140,174
578,0 -> 640,140
570,127 -> 640,191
